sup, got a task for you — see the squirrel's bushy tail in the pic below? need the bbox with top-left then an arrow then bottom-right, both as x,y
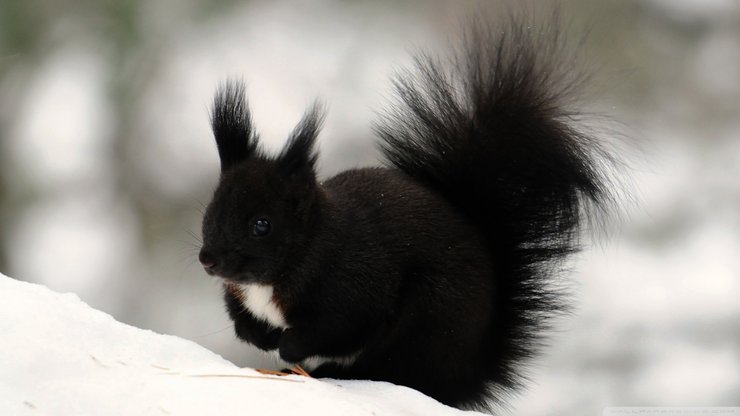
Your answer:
376,13 -> 615,406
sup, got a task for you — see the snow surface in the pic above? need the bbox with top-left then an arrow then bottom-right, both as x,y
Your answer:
0,273 -> 485,416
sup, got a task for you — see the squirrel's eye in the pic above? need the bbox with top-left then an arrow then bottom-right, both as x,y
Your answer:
253,218 -> 271,237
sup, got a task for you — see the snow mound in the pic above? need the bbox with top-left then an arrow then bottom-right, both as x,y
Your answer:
0,273 -> 483,415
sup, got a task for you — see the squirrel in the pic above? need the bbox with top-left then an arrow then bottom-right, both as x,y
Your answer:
198,14 -> 616,411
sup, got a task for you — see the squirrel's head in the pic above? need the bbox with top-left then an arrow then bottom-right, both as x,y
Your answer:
199,80 -> 324,284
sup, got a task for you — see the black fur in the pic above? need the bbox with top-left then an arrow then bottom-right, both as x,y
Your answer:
210,79 -> 261,172
199,15 -> 614,411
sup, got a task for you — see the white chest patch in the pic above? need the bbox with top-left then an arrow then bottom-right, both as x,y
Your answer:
238,283 -> 288,329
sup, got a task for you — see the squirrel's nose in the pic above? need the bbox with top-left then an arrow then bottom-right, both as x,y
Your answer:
198,249 -> 218,271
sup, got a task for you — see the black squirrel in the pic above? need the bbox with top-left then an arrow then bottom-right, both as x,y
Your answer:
198,14 -> 615,411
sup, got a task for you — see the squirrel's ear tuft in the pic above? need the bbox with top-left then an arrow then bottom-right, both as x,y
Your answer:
210,79 -> 261,173
276,102 -> 324,177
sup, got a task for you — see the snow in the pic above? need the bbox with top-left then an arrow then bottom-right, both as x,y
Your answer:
0,273 -> 484,416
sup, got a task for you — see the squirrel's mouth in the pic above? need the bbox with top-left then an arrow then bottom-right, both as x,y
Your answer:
199,247 -> 271,282
217,269 -> 271,285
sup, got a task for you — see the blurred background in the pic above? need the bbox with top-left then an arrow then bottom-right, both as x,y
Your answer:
1,0 -> 738,414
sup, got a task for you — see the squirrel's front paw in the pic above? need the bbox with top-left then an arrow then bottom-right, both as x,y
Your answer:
234,320 -> 282,351
278,330 -> 311,363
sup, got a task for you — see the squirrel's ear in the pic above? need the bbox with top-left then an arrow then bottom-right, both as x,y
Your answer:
276,102 -> 324,178
210,79 -> 261,173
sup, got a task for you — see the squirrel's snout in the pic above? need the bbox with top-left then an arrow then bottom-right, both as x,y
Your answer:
198,249 -> 218,274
